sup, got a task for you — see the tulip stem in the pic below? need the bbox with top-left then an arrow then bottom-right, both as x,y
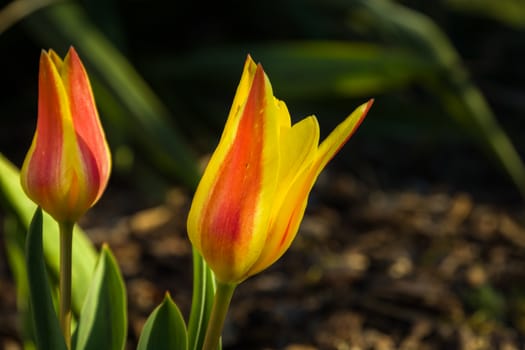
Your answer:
202,281 -> 236,350
59,221 -> 74,349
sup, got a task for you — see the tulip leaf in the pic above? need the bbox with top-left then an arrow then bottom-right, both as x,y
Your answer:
137,293 -> 188,350
25,207 -> 67,350
188,248 -> 217,350
73,245 -> 127,350
0,154 -> 97,316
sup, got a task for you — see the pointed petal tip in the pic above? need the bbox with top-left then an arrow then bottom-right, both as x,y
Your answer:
358,98 -> 374,123
250,62 -> 266,90
365,98 -> 374,112
67,46 -> 80,60
243,54 -> 266,76
240,54 -> 258,78
255,62 -> 265,76
39,49 -> 53,69
351,98 -> 374,131
46,48 -> 59,58
244,54 -> 256,66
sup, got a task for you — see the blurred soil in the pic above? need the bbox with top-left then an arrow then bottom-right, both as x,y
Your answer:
1,146 -> 525,350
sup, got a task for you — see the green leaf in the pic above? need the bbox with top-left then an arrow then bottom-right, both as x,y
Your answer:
73,245 -> 127,350
0,154 -> 97,316
25,208 -> 67,350
137,293 -> 188,350
4,215 -> 35,348
188,248 -> 217,350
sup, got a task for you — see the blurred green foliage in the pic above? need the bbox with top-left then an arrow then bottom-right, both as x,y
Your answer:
447,0 -> 525,29
0,0 -> 523,198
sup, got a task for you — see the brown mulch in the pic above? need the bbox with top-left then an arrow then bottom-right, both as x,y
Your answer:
2,165 -> 525,350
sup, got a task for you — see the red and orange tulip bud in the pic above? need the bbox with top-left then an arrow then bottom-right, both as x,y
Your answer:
187,56 -> 373,284
20,47 -> 111,223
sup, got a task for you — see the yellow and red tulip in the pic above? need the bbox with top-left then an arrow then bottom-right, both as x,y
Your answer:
187,56 -> 373,283
20,47 -> 111,223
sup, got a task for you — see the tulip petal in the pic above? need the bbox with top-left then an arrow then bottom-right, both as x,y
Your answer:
48,49 -> 63,70
225,55 -> 258,129
62,48 -> 111,203
245,164 -> 311,278
315,99 -> 373,176
188,61 -> 280,282
277,115 -> 319,189
246,100 -> 373,278
21,50 -> 77,221
243,116 -> 319,278
274,98 -> 292,128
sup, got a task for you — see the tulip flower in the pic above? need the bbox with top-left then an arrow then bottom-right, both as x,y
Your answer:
20,47 -> 111,348
187,56 -> 372,285
20,47 -> 111,223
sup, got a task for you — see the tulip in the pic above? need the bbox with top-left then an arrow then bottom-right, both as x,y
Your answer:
20,48 -> 111,348
187,55 -> 372,285
20,47 -> 111,223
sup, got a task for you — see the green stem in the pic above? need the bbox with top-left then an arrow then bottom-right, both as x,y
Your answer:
201,282 -> 236,350
59,221 -> 74,350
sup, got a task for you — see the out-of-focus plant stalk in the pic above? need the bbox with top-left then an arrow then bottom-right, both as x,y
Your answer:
0,0 -> 58,34
58,221 -> 73,349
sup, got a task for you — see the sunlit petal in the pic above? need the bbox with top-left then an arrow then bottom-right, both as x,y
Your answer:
20,47 -> 111,222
